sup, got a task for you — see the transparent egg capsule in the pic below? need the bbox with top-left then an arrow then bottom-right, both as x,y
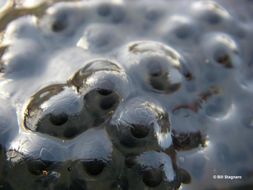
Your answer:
71,128 -> 125,190
23,84 -> 86,139
125,151 -> 186,190
120,41 -> 191,94
106,97 -> 172,155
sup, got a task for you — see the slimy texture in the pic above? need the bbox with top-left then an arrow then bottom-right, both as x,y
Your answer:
0,0 -> 253,189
